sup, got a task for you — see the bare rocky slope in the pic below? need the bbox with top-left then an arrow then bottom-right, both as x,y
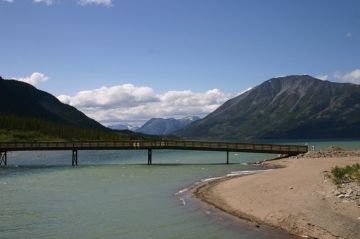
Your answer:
136,116 -> 200,135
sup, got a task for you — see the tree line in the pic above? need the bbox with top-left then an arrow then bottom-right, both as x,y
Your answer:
0,114 -> 132,141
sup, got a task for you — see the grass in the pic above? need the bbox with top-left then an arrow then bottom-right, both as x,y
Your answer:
331,163 -> 360,185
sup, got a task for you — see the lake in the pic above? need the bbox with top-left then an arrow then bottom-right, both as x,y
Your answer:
0,140 -> 359,239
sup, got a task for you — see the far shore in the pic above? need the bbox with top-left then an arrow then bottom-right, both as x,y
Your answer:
193,148 -> 360,239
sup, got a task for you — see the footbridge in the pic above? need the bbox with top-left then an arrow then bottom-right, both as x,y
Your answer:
0,140 -> 308,166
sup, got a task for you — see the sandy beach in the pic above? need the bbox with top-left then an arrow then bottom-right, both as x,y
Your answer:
194,148 -> 360,239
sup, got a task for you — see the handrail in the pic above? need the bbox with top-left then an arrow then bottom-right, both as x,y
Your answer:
0,140 -> 308,154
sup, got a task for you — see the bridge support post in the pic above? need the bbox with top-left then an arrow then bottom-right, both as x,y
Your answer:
72,149 -> 78,166
0,151 -> 7,166
148,149 -> 152,165
226,151 -> 229,165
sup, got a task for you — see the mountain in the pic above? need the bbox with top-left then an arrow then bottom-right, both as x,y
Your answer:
0,77 -> 106,130
109,124 -> 131,130
176,75 -> 360,140
109,123 -> 140,131
136,116 -> 200,135
0,77 -> 143,141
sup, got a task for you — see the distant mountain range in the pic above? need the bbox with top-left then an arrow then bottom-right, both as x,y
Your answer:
109,123 -> 140,131
136,116 -> 200,135
3,75 -> 359,141
176,75 -> 360,139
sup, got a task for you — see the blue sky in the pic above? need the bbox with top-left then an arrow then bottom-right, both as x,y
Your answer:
1,0 -> 359,125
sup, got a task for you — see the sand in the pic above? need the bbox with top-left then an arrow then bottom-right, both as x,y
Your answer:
194,150 -> 360,239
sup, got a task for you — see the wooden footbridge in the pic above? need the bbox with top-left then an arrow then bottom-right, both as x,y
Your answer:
0,140 -> 308,166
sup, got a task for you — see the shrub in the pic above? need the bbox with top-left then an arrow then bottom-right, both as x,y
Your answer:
331,163 -> 360,184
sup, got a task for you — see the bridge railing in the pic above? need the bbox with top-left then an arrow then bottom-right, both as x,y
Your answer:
163,140 -> 307,153
0,140 -> 308,154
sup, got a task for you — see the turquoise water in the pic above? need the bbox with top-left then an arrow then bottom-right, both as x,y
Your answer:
0,140 -> 359,239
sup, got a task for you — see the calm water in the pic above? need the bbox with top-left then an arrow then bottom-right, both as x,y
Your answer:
0,140 -> 359,239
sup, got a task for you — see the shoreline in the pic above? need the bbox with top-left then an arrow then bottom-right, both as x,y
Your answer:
192,149 -> 360,239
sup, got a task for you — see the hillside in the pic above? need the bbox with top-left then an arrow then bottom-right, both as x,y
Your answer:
136,116 -> 200,135
0,77 -> 106,130
0,77 -> 136,140
176,75 -> 360,140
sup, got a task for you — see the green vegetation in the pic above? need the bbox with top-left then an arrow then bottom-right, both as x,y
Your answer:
331,163 -> 360,184
0,78 -> 159,141
0,78 -> 108,131
177,75 -> 360,139
0,114 -> 135,141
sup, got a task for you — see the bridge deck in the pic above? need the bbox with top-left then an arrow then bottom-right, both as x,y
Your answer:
0,140 -> 308,154
0,140 -> 308,166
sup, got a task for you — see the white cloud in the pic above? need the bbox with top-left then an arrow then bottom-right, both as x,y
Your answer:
58,84 -> 157,108
346,32 -> 353,38
13,72 -> 49,86
58,84 -> 235,126
33,0 -> 56,5
315,75 -> 328,81
334,69 -> 360,84
3,0 -> 112,6
78,0 -> 112,6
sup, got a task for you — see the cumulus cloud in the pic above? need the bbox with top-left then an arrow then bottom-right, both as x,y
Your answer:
9,0 -> 113,6
78,0 -> 112,6
334,69 -> 360,84
58,84 -> 234,126
33,0 -> 56,5
13,72 -> 49,86
315,75 -> 328,81
58,84 -> 157,108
